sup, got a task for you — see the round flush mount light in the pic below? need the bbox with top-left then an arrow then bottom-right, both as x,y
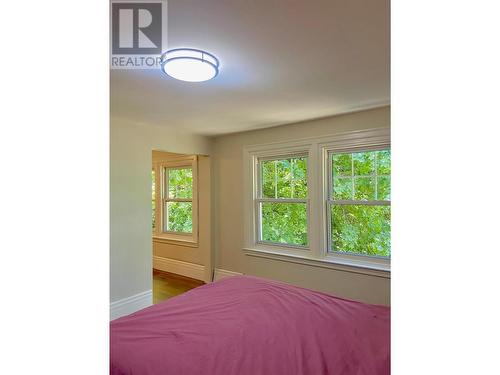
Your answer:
160,48 -> 219,82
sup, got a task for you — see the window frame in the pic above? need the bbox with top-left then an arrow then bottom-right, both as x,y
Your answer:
245,143 -> 315,258
243,128 -> 390,275
324,145 -> 390,269
255,153 -> 310,250
153,155 -> 198,246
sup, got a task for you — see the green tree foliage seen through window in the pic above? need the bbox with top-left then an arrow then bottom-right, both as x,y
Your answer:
168,168 -> 192,199
331,150 -> 391,257
165,167 -> 193,233
259,157 -> 308,246
166,202 -> 192,233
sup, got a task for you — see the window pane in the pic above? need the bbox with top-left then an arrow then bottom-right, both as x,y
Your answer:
292,157 -> 307,198
168,168 -> 192,199
354,177 -> 376,200
331,149 -> 391,202
332,153 -> 351,177
353,151 -> 375,176
377,150 -> 391,175
331,205 -> 390,257
260,157 -> 307,199
261,202 -> 307,246
165,202 -> 192,233
276,159 -> 292,198
333,177 -> 353,200
377,176 -> 391,200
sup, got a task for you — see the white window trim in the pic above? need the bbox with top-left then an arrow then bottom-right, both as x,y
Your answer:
153,155 -> 199,246
243,128 -> 390,276
255,152 -> 310,250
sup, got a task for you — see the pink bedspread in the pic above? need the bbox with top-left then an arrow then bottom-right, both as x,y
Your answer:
110,276 -> 390,375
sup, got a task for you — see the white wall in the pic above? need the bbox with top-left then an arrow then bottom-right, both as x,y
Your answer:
111,107 -> 390,306
110,117 -> 211,302
212,107 -> 391,305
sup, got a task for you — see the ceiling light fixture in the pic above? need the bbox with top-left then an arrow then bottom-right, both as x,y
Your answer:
160,48 -> 219,82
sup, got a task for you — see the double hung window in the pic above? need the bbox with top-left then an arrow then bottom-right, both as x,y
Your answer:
164,167 -> 194,234
153,155 -> 198,244
245,129 -> 390,272
328,150 -> 391,257
257,156 -> 309,247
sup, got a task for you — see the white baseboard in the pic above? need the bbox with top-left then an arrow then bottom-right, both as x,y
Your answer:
214,268 -> 243,281
110,290 -> 152,321
153,256 -> 205,281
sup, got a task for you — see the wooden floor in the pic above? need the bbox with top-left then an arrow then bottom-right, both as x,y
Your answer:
153,269 -> 204,304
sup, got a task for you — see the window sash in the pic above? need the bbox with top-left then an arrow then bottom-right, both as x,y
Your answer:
326,201 -> 390,255
328,149 -> 390,202
164,198 -> 192,203
329,199 -> 390,206
163,201 -> 193,235
257,153 -> 308,200
255,200 -> 310,249
164,166 -> 193,200
256,198 -> 308,204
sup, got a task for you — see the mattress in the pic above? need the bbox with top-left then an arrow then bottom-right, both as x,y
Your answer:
110,275 -> 390,374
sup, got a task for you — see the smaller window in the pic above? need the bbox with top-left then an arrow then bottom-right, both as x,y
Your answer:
153,155 -> 198,245
164,167 -> 193,234
257,155 -> 309,247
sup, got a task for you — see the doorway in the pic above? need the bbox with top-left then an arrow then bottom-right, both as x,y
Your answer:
151,150 -> 212,303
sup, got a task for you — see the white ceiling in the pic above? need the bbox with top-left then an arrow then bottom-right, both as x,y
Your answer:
110,0 -> 390,136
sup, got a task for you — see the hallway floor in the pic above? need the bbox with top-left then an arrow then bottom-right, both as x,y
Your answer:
153,269 -> 205,304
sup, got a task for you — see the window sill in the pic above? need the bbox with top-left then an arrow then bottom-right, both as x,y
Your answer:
243,247 -> 390,278
153,236 -> 199,248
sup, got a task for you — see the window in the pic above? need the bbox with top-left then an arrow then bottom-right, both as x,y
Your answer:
153,155 -> 198,245
257,156 -> 308,247
244,128 -> 390,273
164,167 -> 193,233
328,150 -> 390,257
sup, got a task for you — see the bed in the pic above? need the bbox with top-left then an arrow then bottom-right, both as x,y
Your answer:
110,276 -> 390,375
